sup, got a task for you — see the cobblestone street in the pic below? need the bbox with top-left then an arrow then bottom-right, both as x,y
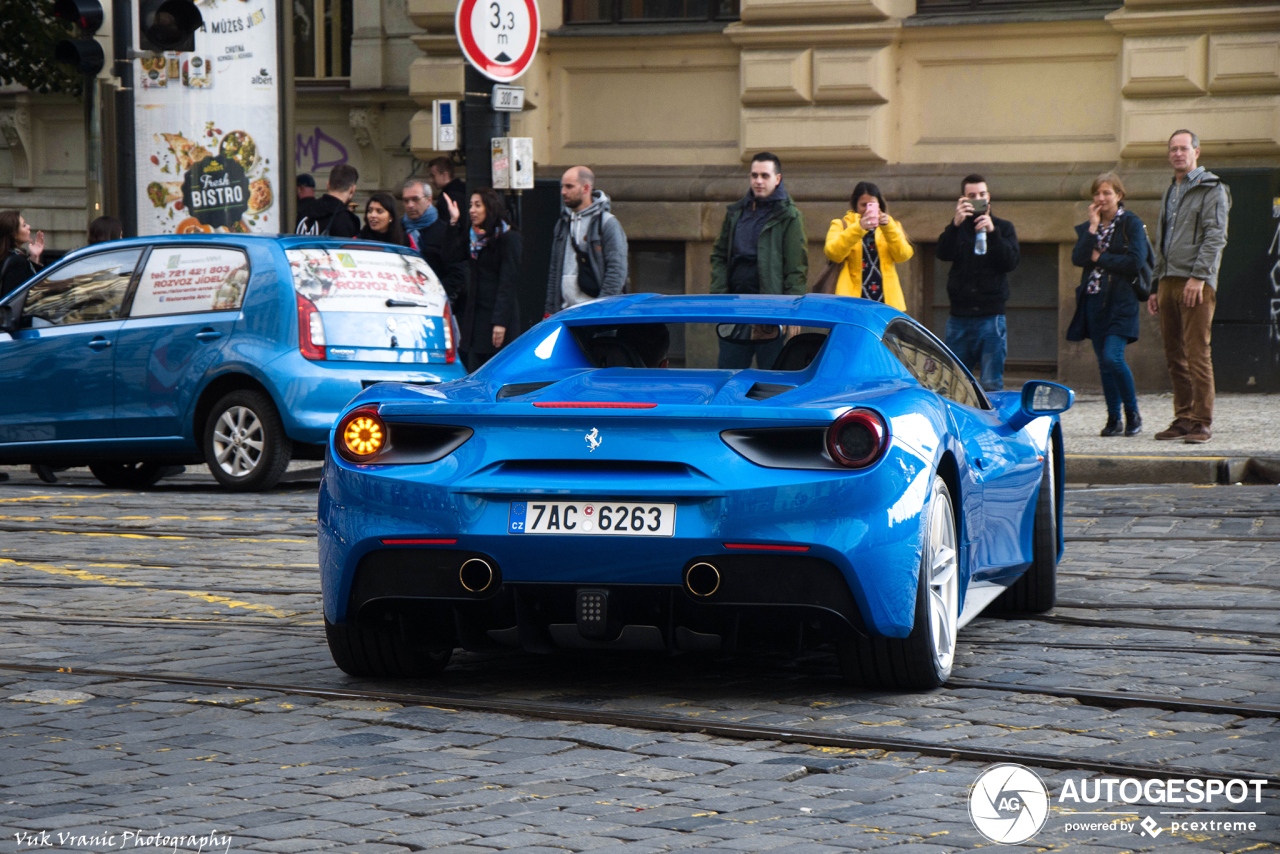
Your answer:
0,471 -> 1276,853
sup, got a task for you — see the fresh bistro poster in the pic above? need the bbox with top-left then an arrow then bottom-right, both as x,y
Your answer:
133,0 -> 279,235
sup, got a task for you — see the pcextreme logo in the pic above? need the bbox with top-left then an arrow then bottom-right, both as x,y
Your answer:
969,764 -> 1050,844
969,765 -> 1271,844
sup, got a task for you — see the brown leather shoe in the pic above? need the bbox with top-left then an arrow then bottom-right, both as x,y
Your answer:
1183,424 -> 1212,444
1155,419 -> 1192,441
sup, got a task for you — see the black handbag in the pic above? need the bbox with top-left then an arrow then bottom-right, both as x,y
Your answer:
572,238 -> 602,298
1122,221 -> 1156,301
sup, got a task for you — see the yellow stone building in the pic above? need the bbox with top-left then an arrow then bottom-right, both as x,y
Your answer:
406,0 -> 1280,389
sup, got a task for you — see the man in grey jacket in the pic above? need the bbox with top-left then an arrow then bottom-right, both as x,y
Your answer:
1148,129 -> 1232,444
545,167 -> 628,316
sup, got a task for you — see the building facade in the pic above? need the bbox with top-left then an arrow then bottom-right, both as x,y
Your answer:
3,0 -> 1279,389
408,0 -> 1280,390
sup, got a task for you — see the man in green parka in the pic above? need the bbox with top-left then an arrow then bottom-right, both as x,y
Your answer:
710,152 -> 808,368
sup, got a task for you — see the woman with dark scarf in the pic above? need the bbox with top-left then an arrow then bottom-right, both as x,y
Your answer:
358,193 -> 410,246
0,210 -> 45,299
443,187 -> 522,372
1067,173 -> 1150,437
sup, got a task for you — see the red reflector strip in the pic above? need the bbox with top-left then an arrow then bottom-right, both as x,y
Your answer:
723,543 -> 810,552
380,538 -> 458,545
532,402 -> 657,409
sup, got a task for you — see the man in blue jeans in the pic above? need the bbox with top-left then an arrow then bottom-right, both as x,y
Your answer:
936,174 -> 1020,392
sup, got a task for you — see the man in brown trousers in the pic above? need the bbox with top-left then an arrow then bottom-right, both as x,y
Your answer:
1148,129 -> 1232,444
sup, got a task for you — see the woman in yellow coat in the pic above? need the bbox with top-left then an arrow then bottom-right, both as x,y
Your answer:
824,181 -> 914,311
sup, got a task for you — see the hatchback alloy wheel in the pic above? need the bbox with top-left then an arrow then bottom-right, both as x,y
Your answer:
212,405 -> 265,477
202,390 -> 292,491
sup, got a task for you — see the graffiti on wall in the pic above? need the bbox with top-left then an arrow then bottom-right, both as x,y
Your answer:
296,128 -> 349,172
1270,197 -> 1280,362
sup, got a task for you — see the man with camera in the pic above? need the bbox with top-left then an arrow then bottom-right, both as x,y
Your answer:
936,174 -> 1021,392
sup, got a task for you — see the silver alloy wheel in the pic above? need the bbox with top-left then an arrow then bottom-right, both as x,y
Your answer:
926,486 -> 960,673
212,405 -> 265,477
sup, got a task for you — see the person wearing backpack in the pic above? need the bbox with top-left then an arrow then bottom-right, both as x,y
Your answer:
295,164 -> 360,237
1067,173 -> 1152,437
545,166 -> 628,316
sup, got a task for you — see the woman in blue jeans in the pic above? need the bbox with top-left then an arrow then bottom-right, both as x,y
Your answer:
1067,173 -> 1150,436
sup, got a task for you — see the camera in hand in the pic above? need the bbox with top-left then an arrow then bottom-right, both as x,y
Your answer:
968,198 -> 988,217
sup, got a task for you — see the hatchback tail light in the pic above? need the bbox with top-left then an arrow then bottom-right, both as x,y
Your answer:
826,409 -> 887,468
442,301 -> 456,364
296,292 -> 325,361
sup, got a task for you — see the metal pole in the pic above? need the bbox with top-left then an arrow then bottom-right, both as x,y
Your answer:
112,0 -> 136,237
462,66 -> 506,203
83,73 -> 103,225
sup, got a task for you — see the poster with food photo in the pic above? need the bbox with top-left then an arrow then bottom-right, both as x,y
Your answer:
133,0 -> 279,236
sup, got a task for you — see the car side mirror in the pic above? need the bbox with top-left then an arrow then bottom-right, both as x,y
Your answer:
0,302 -> 15,333
1007,381 -> 1074,431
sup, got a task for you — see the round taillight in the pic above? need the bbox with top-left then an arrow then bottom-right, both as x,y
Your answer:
826,409 -> 887,468
337,408 -> 387,462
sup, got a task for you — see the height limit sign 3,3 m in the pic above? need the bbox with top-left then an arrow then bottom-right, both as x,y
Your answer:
456,0 -> 541,82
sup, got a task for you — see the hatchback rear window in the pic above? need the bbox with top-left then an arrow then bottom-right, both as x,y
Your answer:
287,248 -> 446,315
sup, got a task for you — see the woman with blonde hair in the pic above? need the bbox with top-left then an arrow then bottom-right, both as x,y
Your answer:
1067,172 -> 1151,437
823,181 -> 914,311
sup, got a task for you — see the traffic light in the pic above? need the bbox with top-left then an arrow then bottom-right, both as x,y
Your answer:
52,0 -> 105,76
139,0 -> 204,53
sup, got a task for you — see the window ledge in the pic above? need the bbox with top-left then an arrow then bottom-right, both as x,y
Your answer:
295,77 -> 351,89
906,4 -> 1120,27
548,21 -> 733,38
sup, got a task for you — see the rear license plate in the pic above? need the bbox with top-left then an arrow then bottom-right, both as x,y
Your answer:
508,501 -> 675,536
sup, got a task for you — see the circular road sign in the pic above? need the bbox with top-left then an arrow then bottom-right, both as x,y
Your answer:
456,0 -> 540,83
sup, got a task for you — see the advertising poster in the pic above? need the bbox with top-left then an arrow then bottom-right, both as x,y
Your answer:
131,247 -> 250,316
133,0 -> 279,236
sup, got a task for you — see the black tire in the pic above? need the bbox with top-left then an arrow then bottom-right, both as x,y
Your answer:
202,390 -> 293,492
88,462 -> 167,489
837,476 -> 958,690
994,443 -> 1057,613
325,617 -> 452,678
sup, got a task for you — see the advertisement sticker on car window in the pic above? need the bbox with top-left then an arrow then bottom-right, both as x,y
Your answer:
286,249 -> 446,315
131,247 -> 250,317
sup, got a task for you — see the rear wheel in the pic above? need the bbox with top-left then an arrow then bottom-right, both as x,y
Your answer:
837,475 -> 959,689
202,390 -> 292,492
89,462 -> 167,489
325,617 -> 453,678
994,445 -> 1057,613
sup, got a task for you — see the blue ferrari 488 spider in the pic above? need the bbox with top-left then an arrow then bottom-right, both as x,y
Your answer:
319,294 -> 1073,689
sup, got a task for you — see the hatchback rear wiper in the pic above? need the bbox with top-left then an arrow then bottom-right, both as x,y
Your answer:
386,299 -> 432,308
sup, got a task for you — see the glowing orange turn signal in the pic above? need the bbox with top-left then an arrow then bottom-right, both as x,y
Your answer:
337,408 -> 387,462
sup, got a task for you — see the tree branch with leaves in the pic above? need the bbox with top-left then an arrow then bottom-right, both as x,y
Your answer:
0,0 -> 83,96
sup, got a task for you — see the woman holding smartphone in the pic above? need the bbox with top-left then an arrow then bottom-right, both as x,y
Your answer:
1067,173 -> 1149,437
823,181 -> 913,311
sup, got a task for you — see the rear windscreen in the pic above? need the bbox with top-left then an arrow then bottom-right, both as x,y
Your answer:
287,248 -> 447,316
568,323 -> 829,371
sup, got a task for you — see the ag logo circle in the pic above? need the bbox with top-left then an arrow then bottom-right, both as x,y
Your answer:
969,764 -> 1049,844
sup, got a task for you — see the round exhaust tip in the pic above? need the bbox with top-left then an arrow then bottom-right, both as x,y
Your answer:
686,562 -> 721,597
459,558 -> 494,593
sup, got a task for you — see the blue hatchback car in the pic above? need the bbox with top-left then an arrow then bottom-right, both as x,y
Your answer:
0,235 -> 464,490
